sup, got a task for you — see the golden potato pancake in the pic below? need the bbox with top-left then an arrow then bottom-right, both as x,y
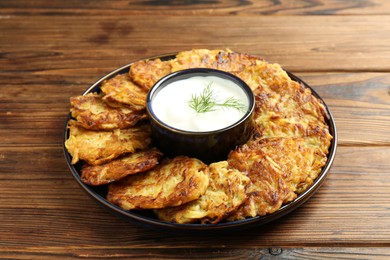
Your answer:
227,146 -> 295,220
129,49 -> 262,92
154,161 -> 250,224
245,137 -> 328,196
100,73 -> 147,111
65,121 -> 151,165
107,156 -> 209,210
247,61 -> 332,159
129,58 -> 172,90
215,50 -> 261,73
70,92 -> 146,130
169,49 -> 222,71
80,148 -> 163,186
252,118 -> 332,157
237,60 -> 292,92
170,49 -> 261,75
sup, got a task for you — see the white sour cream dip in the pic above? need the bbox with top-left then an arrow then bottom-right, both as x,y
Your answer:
151,75 -> 249,132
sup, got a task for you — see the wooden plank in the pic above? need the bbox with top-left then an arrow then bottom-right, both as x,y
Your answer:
1,73 -> 389,146
1,0 -> 389,257
0,118 -> 66,146
0,16 -> 390,72
1,0 -> 390,16
1,247 -> 390,259
0,146 -> 389,247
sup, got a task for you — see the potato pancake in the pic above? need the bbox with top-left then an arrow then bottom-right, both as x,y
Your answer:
100,73 -> 147,111
129,48 -> 263,91
245,137 -> 328,196
65,121 -> 151,165
70,92 -> 146,130
107,156 -> 209,210
80,148 -> 163,186
170,49 -> 261,75
154,161 -> 250,224
215,50 -> 261,73
129,58 -> 172,90
247,61 -> 332,145
169,49 -> 222,71
227,146 -> 295,220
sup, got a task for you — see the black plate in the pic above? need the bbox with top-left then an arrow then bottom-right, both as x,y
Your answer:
63,54 -> 337,233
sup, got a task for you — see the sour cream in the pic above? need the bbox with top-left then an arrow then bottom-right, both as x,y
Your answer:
151,75 -> 250,132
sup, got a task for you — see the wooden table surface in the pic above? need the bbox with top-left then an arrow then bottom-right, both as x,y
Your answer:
1,1 -> 390,259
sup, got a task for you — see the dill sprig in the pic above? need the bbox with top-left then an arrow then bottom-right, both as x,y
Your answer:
188,82 -> 246,113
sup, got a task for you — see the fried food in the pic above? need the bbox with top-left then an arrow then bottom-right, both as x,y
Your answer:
245,137 -> 328,196
252,91 -> 332,157
169,49 -> 222,71
65,121 -> 151,165
215,50 -> 261,73
100,73 -> 148,111
70,92 -> 146,130
248,62 -> 332,145
129,58 -> 172,90
154,161 -> 250,224
80,148 -> 163,186
129,48 -> 262,90
107,156 -> 209,210
170,49 -> 261,75
227,148 -> 294,220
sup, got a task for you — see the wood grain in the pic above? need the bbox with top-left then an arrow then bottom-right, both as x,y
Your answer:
1,0 -> 390,258
1,16 -> 390,72
1,247 -> 390,259
1,0 -> 390,16
0,147 -> 389,248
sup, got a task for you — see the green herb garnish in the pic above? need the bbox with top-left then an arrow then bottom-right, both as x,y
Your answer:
188,82 -> 246,113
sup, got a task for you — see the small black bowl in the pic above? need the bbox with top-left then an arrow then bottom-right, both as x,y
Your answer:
146,68 -> 255,163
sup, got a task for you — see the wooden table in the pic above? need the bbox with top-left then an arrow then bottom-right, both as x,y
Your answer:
1,1 -> 389,258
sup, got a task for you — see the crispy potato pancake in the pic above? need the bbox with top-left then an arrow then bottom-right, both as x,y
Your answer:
170,49 -> 261,75
227,146 -> 295,220
129,49 -> 262,91
107,156 -> 209,210
129,58 -> 172,90
70,92 -> 146,130
154,161 -> 250,224
100,73 -> 147,111
215,50 -> 261,73
80,148 -> 163,186
169,49 -> 222,71
253,118 -> 332,156
248,62 -> 332,150
245,137 -> 328,196
238,60 -> 292,92
65,121 -> 151,165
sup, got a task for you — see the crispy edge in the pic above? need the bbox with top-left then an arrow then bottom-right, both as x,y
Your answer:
65,121 -> 151,165
227,147 -> 294,220
70,92 -> 146,130
80,148 -> 163,186
154,161 -> 251,224
106,156 -> 209,210
100,73 -> 147,111
129,58 -> 172,90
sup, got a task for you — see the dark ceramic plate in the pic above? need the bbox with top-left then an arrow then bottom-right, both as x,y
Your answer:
63,54 -> 337,233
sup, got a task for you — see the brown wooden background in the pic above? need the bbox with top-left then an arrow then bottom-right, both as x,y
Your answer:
1,0 -> 389,259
